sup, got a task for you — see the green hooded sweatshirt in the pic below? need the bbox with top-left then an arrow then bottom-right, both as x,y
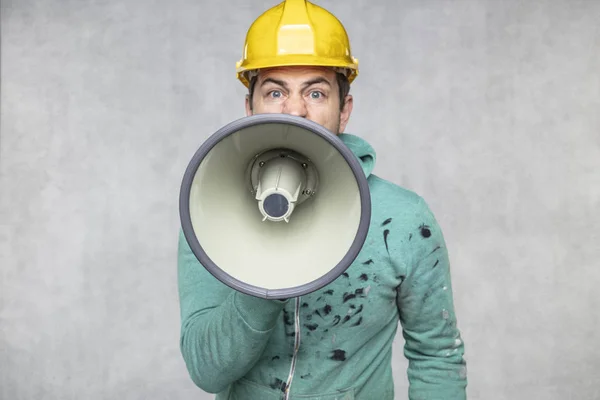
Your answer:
177,133 -> 467,400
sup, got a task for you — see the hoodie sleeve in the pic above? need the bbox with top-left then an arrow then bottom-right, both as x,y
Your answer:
396,197 -> 467,400
177,229 -> 288,393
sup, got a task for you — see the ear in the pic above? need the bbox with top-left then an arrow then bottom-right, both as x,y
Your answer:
338,94 -> 353,133
245,95 -> 253,116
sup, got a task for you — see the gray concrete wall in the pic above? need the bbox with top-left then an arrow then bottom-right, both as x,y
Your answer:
1,0 -> 598,399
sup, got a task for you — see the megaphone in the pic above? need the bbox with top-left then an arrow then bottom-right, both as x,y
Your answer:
179,113 -> 371,300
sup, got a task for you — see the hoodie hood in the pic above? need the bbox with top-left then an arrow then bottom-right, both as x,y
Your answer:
337,133 -> 376,178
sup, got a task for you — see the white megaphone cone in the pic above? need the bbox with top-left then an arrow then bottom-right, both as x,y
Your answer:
179,114 -> 371,299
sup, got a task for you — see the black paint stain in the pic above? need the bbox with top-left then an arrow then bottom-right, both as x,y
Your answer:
344,288 -> 368,303
359,273 -> 368,281
429,246 -> 441,255
409,233 -> 413,241
396,274 -> 406,281
305,323 -> 318,331
306,314 -> 313,321
382,217 -> 392,226
330,349 -> 347,361
283,310 -> 293,326
420,224 -> 431,238
300,373 -> 312,379
352,316 -> 363,327
301,302 -> 309,308
271,356 -> 280,361
324,289 -> 334,295
332,315 -> 341,326
343,292 -> 356,303
433,260 -> 439,268
314,304 -> 332,318
342,304 -> 364,324
349,304 -> 356,309
316,296 -> 323,302
324,329 -> 329,333
286,332 -> 296,337
342,272 -> 349,278
270,378 -> 286,392
362,259 -> 374,265
383,229 -> 390,252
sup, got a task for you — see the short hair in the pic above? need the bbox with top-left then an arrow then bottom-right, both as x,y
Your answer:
247,72 -> 351,111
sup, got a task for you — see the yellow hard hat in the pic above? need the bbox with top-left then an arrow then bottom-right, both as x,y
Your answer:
236,0 -> 359,88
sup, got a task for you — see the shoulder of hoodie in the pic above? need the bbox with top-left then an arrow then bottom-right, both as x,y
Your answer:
367,173 -> 436,219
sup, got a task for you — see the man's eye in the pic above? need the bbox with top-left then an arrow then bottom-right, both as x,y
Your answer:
269,90 -> 282,98
310,91 -> 323,99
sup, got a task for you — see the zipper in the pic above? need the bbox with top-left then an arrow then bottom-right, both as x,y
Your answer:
283,296 -> 302,400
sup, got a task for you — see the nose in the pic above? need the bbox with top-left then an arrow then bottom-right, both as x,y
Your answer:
283,95 -> 307,118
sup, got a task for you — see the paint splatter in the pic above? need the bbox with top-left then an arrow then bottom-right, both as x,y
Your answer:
271,356 -> 280,361
300,373 -> 312,379
332,315 -> 341,326
283,310 -> 293,326
429,246 -> 441,255
420,224 -> 431,238
270,378 -> 286,392
432,260 -> 439,268
342,272 -> 349,278
362,259 -> 374,265
382,218 -> 392,226
359,273 -> 368,281
301,302 -> 309,308
305,323 -> 318,331
314,304 -> 331,318
324,289 -> 334,295
352,316 -> 363,327
343,292 -> 356,303
330,349 -> 347,361
383,229 -> 390,252
409,233 -> 413,241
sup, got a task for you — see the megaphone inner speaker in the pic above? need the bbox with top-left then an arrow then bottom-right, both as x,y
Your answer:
180,114 -> 371,299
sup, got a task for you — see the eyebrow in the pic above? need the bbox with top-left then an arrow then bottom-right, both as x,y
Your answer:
259,76 -> 332,90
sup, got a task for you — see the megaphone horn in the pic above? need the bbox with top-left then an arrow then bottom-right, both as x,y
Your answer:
179,113 -> 371,300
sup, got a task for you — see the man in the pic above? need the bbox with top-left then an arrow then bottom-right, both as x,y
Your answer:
177,1 -> 467,399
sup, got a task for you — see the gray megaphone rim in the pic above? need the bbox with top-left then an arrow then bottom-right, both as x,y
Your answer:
179,113 -> 372,299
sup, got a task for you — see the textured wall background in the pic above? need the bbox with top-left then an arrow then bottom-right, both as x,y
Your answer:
1,0 -> 599,399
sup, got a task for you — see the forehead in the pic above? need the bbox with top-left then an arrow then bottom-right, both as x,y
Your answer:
257,66 -> 337,84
